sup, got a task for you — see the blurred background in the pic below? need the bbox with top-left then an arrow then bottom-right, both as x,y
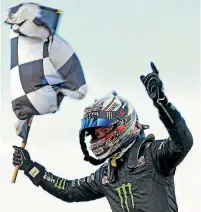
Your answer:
0,0 -> 200,212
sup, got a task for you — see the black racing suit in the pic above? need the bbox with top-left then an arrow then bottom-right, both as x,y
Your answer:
24,103 -> 193,212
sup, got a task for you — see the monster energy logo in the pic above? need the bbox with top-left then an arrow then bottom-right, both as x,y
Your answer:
115,183 -> 134,212
55,178 -> 66,190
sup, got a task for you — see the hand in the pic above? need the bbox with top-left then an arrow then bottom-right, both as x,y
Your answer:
140,62 -> 167,106
13,146 -> 33,171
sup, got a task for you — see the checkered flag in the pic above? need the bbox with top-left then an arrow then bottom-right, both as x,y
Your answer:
4,3 -> 87,182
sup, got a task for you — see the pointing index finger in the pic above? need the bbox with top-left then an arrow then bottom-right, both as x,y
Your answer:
150,62 -> 159,75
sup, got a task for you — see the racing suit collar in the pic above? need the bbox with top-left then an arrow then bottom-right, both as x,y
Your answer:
127,134 -> 155,169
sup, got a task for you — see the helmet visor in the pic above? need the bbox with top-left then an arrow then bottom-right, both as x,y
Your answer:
81,117 -> 113,130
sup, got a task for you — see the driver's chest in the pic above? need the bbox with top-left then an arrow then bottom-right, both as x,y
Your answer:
102,148 -> 155,212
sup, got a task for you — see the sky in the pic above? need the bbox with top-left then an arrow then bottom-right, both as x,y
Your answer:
0,0 -> 200,212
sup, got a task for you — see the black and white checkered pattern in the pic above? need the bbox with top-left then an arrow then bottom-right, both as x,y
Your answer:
6,3 -> 87,139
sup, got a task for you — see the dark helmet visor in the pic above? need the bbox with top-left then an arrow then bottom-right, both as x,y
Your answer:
81,117 -> 113,130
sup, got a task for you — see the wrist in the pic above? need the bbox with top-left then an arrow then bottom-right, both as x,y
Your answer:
153,94 -> 168,108
23,160 -> 34,171
157,102 -> 181,127
24,162 -> 46,186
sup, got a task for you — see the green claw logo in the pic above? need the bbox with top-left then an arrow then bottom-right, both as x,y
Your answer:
115,183 -> 134,212
55,178 -> 66,190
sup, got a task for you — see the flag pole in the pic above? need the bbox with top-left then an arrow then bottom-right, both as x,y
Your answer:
11,116 -> 33,183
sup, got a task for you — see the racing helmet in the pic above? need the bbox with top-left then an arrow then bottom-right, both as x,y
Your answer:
79,91 -> 146,165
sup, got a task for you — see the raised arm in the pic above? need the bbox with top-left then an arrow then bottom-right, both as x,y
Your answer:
140,62 -> 193,175
151,103 -> 193,175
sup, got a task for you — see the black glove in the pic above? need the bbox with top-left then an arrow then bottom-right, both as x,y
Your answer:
13,146 -> 33,171
140,62 -> 168,107
12,145 -> 46,186
140,62 -> 181,125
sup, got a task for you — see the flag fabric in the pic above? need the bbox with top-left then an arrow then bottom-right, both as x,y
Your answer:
5,3 -> 87,141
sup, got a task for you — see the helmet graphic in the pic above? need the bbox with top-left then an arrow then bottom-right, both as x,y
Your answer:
79,91 -> 147,165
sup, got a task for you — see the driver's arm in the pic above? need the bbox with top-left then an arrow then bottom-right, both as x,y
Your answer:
24,162 -> 105,202
151,102 -> 193,176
